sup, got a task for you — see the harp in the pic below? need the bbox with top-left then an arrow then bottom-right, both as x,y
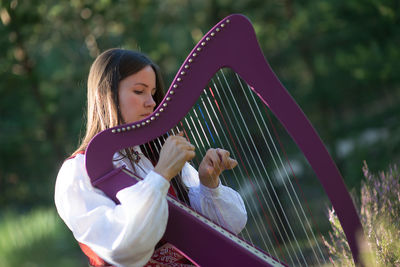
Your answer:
85,14 -> 364,266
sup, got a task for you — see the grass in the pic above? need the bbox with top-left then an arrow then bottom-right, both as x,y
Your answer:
0,207 -> 86,267
324,162 -> 400,266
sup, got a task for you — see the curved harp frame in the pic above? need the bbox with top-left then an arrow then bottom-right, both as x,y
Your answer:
85,14 -> 364,266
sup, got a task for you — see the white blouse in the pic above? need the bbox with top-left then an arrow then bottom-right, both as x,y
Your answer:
55,148 -> 247,267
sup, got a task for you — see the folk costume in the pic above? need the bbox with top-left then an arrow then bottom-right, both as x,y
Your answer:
55,147 -> 247,267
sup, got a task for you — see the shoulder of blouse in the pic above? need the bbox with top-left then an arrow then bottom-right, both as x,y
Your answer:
59,150 -> 126,182
56,152 -> 94,194
57,151 -> 170,197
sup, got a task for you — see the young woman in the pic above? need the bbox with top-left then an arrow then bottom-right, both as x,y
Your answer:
55,48 -> 247,267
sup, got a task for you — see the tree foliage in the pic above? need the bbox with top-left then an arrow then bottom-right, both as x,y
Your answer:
0,0 -> 399,210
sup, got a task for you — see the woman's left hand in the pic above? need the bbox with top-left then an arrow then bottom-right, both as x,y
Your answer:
198,148 -> 238,188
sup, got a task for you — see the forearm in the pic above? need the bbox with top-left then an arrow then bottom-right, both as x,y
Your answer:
55,158 -> 170,267
181,163 -> 247,234
89,172 -> 169,266
188,182 -> 247,234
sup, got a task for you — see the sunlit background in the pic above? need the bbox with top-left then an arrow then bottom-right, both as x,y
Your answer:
0,0 -> 399,266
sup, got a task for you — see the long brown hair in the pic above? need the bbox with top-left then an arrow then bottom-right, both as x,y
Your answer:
74,48 -> 165,155
75,48 -> 189,204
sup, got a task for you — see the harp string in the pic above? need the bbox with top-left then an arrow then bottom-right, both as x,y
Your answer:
195,94 -> 262,245
184,109 -> 261,234
242,79 -> 330,266
223,70 -> 323,264
162,130 -> 193,206
183,109 -> 286,263
199,86 -> 290,264
187,95 -> 274,251
209,77 -> 295,264
213,68 -> 328,266
242,79 -> 329,264
202,84 -> 286,260
228,69 -> 329,265
220,69 -> 322,265
177,119 -> 238,230
140,131 -> 191,206
200,86 -> 278,253
195,92 -> 286,252
185,99 -> 260,246
174,117 -> 235,228
214,82 -> 303,265
165,129 -> 187,201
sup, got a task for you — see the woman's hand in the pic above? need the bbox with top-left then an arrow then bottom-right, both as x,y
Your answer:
154,133 -> 195,181
198,148 -> 238,188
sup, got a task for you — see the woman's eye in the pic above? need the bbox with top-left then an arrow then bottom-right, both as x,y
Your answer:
134,90 -> 143,95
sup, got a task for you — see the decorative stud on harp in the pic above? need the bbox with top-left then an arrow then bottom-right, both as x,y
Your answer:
86,14 -> 365,266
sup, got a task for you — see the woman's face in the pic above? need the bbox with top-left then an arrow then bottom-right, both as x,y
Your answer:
118,65 -> 157,124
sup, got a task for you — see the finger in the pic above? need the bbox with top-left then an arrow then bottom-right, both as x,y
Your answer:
172,135 -> 191,147
227,158 -> 238,169
186,150 -> 196,161
222,150 -> 230,166
216,148 -> 230,158
211,149 -> 225,173
206,149 -> 220,167
216,149 -> 230,168
182,143 -> 195,151
176,131 -> 191,142
206,166 -> 214,176
216,149 -> 238,170
176,138 -> 195,150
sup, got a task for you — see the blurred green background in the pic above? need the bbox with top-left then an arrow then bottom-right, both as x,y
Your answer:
0,0 -> 399,266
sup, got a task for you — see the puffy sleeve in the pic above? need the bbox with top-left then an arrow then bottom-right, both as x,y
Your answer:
181,163 -> 247,234
54,154 -> 169,267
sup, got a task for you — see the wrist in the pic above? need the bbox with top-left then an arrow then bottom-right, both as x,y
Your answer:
200,177 -> 220,188
199,180 -> 222,197
154,166 -> 172,182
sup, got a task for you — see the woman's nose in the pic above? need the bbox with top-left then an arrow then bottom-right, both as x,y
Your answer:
145,95 -> 156,108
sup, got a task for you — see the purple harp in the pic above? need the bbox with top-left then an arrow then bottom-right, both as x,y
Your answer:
85,14 -> 364,266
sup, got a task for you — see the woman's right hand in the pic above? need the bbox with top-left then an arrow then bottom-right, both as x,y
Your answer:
154,133 -> 195,181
